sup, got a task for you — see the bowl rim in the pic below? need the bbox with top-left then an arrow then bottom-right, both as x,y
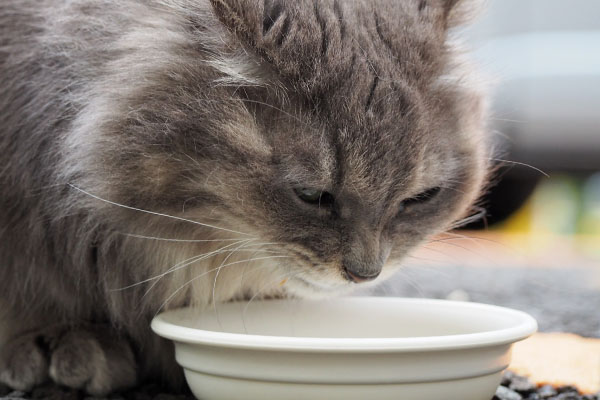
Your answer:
151,297 -> 537,353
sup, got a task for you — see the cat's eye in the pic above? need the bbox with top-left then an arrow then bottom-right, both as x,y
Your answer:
294,187 -> 335,207
398,186 -> 441,213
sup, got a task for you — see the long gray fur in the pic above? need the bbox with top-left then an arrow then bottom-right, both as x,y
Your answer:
0,0 -> 489,394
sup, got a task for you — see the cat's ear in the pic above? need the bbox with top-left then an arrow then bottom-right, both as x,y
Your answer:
421,0 -> 480,29
439,0 -> 462,13
209,0 -> 324,77
209,0 -> 263,47
209,0 -> 317,48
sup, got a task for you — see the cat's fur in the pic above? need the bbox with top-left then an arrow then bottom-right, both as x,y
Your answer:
0,0 -> 489,395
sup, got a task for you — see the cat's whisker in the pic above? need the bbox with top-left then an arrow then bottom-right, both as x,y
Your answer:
154,255 -> 292,317
68,184 -> 254,236
211,241 -> 282,328
210,240 -> 262,328
181,194 -> 204,213
441,178 -> 467,186
237,98 -> 310,127
438,185 -> 466,195
112,239 -> 253,291
421,238 -> 500,268
436,231 -> 499,245
215,244 -> 287,258
234,241 -> 287,249
121,233 -> 243,243
419,242 -> 466,261
429,232 -> 489,254
393,268 -> 427,298
490,129 -> 514,143
448,206 -> 487,229
141,240 -> 287,298
238,246 -> 293,290
145,242 -> 285,300
238,247 -> 272,295
489,158 -> 550,178
490,117 -> 525,124
404,254 -> 446,265
435,231 -> 526,262
402,262 -> 453,278
241,269 -> 305,334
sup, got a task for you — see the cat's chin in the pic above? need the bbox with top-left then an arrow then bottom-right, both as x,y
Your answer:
282,276 -> 357,299
280,264 -> 403,300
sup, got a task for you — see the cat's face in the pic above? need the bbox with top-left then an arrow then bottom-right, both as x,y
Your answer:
98,0 -> 487,300
178,0 -> 489,297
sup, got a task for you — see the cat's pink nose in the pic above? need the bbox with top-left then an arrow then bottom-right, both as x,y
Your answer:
343,265 -> 380,283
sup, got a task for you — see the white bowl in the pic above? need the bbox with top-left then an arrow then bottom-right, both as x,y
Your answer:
151,297 -> 537,400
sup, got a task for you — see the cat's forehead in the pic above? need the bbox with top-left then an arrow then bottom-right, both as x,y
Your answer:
288,2 -> 448,112
212,0 -> 454,151
211,0 -> 453,99
211,0 -> 466,196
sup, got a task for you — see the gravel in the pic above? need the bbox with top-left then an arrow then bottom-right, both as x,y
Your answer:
495,372 -> 599,400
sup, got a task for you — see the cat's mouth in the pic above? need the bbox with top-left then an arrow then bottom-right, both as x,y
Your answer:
282,259 -> 400,299
279,256 -> 385,297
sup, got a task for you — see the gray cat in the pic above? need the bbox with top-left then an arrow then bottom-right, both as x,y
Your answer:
0,0 -> 489,395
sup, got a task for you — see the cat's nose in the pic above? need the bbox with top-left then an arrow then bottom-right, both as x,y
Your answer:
342,263 -> 381,283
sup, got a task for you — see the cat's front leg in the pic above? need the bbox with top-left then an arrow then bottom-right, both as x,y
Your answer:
0,324 -> 137,396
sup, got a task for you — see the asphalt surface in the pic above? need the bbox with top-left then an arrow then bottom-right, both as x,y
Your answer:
373,265 -> 600,338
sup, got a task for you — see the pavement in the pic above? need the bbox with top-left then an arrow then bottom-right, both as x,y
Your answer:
373,264 -> 600,338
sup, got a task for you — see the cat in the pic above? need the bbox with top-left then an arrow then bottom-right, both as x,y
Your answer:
0,0 -> 489,395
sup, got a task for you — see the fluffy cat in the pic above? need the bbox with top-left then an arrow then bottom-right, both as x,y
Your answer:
0,0 -> 489,395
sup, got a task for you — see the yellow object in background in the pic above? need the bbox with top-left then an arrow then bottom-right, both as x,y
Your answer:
501,196 -> 534,234
578,173 -> 600,257
502,175 -> 583,235
530,176 -> 580,236
500,175 -> 580,235
579,173 -> 600,236
498,173 -> 600,259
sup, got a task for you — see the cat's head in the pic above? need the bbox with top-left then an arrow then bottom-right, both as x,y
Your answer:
83,0 -> 488,299
165,0 -> 489,297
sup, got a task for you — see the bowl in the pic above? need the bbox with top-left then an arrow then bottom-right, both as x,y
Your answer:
151,297 -> 537,400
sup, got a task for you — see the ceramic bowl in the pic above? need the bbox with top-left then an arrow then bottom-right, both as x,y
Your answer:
151,297 -> 537,400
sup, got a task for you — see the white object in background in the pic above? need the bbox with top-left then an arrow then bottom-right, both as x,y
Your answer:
464,0 -> 600,168
152,297 -> 537,400
446,289 -> 471,302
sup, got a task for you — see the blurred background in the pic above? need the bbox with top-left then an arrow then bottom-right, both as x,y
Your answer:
376,0 -> 600,343
465,0 -> 600,238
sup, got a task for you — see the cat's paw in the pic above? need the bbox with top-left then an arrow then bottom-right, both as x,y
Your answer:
0,333 -> 48,392
0,326 -> 137,396
48,327 -> 138,396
